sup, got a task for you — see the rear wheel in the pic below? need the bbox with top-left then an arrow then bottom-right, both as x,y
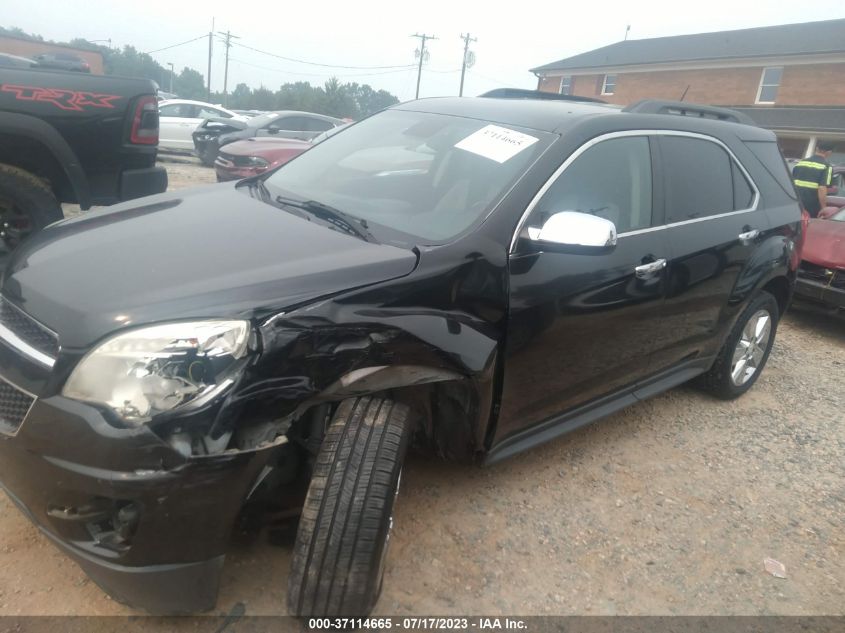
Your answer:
287,396 -> 411,617
0,164 -> 63,251
699,291 -> 779,399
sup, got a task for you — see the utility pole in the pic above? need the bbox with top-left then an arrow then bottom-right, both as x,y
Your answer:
411,33 -> 436,99
167,62 -> 174,93
458,33 -> 477,97
624,25 -> 631,41
206,17 -> 214,102
217,30 -> 240,107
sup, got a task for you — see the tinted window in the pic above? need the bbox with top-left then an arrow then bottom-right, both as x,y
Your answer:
661,137 -> 733,223
305,118 -> 335,132
532,136 -> 653,234
743,140 -> 797,200
272,116 -> 312,131
732,162 -> 754,209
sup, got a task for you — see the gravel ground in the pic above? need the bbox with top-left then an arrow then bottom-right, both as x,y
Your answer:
1,160 -> 842,617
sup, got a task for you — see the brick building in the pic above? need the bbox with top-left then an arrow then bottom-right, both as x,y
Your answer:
0,34 -> 104,74
531,19 -> 845,162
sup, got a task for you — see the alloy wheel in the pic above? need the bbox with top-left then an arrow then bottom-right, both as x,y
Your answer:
730,309 -> 772,386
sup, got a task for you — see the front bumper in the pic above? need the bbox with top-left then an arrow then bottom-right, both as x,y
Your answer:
0,388 -> 283,613
214,160 -> 268,182
795,276 -> 845,309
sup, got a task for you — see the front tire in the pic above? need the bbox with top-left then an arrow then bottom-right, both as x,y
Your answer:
287,396 -> 411,617
0,164 -> 63,250
699,290 -> 779,399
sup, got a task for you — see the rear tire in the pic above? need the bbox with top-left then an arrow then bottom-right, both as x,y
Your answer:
287,396 -> 411,617
0,164 -> 63,250
698,290 -> 779,399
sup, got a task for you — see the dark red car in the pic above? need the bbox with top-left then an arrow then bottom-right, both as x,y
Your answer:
215,137 -> 311,181
795,207 -> 845,309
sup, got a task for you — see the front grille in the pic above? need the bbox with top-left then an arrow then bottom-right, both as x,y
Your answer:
0,297 -> 59,358
798,262 -> 833,285
0,378 -> 35,435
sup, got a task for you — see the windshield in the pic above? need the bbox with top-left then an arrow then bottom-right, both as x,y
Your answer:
264,109 -> 552,243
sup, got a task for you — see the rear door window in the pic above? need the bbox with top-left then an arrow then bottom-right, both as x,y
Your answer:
660,136 -> 735,223
272,116 -> 312,131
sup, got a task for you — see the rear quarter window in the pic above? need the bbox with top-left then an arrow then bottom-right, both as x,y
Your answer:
743,140 -> 797,200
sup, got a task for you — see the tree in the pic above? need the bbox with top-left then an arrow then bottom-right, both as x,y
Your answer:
0,26 -> 43,41
252,85 -> 276,111
175,68 -> 206,100
322,77 -> 357,119
229,83 -> 253,109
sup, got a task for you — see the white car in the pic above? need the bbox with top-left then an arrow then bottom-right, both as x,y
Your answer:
157,99 -> 247,151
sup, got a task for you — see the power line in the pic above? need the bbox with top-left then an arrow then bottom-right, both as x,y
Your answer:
467,69 -> 509,87
230,58 -> 417,79
411,33 -> 437,99
232,41 -> 416,70
145,35 -> 207,55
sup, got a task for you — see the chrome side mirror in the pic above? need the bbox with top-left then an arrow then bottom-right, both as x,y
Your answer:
527,211 -> 617,249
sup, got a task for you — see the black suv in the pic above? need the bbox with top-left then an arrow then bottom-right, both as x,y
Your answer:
0,92 -> 801,616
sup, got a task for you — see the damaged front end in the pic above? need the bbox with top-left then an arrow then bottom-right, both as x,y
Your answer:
0,319 -> 297,614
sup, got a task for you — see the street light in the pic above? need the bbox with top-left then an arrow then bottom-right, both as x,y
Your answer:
167,62 -> 175,93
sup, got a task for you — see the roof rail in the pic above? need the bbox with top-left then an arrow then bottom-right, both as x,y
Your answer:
623,99 -> 756,126
479,88 -> 607,104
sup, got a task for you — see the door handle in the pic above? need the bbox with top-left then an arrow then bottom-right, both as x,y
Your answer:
635,258 -> 667,278
738,229 -> 760,245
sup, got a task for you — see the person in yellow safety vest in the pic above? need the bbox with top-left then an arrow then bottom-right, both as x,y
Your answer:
792,141 -> 834,218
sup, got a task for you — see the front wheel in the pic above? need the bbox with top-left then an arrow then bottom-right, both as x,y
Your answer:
699,290 -> 779,399
287,396 -> 411,617
0,164 -> 63,251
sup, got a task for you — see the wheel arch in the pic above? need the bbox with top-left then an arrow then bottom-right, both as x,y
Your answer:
0,112 -> 91,208
731,234 -> 795,309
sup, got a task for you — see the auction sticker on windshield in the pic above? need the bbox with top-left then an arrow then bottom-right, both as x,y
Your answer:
454,125 -> 539,163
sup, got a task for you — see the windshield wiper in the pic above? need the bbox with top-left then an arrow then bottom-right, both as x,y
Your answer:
274,195 -> 378,243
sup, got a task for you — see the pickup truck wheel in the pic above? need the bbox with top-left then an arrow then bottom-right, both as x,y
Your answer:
699,290 -> 779,399
287,396 -> 411,617
0,165 -> 63,250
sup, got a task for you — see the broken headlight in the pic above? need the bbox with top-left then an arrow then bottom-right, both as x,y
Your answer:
63,320 -> 251,425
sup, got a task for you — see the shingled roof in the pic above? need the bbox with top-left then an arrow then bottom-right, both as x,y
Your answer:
532,18 -> 845,73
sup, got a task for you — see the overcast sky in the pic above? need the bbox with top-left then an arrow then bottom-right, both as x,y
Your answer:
5,1 -> 843,101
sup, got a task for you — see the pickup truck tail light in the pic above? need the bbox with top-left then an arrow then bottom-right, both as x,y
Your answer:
130,95 -> 159,145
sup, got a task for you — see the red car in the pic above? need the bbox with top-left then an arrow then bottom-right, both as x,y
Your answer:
214,137 -> 311,181
795,207 -> 845,309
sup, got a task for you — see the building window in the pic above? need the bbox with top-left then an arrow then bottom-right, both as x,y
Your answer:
559,76 -> 572,95
601,74 -> 617,95
756,67 -> 782,104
